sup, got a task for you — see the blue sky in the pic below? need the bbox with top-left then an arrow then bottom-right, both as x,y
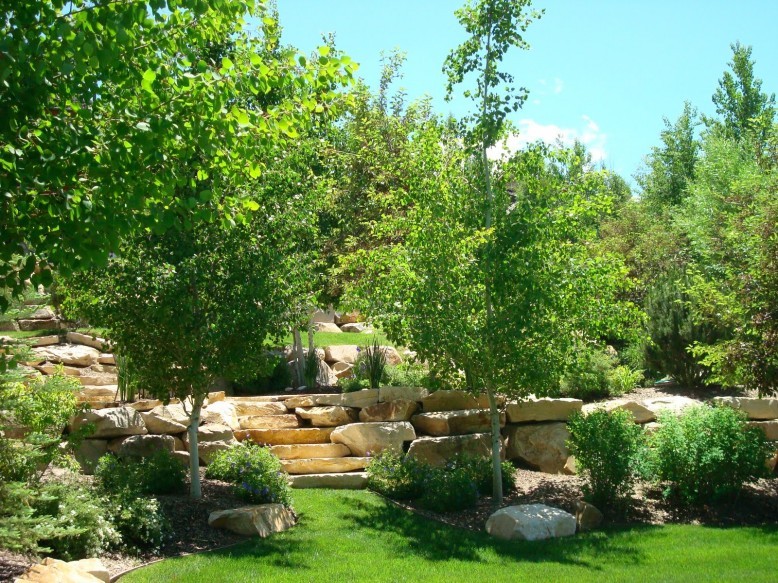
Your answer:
272,1 -> 777,188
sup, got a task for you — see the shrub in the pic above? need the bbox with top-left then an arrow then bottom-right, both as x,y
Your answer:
444,454 -> 516,496
607,365 -> 644,396
382,361 -> 429,388
567,409 -> 646,507
559,342 -> 615,400
109,491 -> 170,553
418,466 -> 479,512
205,443 -> 291,506
649,404 -> 771,504
340,376 -> 369,393
95,450 -> 186,496
355,337 -> 387,389
366,451 -> 429,500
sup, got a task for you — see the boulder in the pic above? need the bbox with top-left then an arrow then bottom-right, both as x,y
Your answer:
35,363 -> 83,376
486,504 -> 576,541
141,404 -> 191,434
334,311 -> 361,325
314,322 -> 342,333
73,439 -> 108,475
33,344 -> 100,367
407,433 -> 497,468
504,422 -> 572,474
330,422 -> 416,456
575,500 -> 603,531
236,427 -> 335,445
421,390 -> 497,412
31,335 -> 60,347
331,361 -> 354,379
359,400 -> 419,422
289,472 -> 367,489
66,331 -> 111,351
239,415 -> 301,430
269,443 -> 351,460
296,406 -> 357,427
316,360 -> 339,387
208,504 -> 295,537
281,457 -> 369,474
128,399 -> 165,412
713,397 -> 778,421
28,307 -> 56,320
506,397 -> 582,423
77,375 -> 118,387
583,400 -> 655,424
382,346 -> 403,366
749,420 -> 778,441
412,409 -> 504,436
98,353 -> 115,365
190,423 -> 235,444
232,400 -> 288,417
643,396 -> 702,417
111,434 -> 176,458
339,389 -> 380,408
202,401 -> 240,431
379,386 -> 429,403
208,390 -> 226,403
66,559 -> 110,583
340,322 -> 367,333
15,558 -> 105,583
70,406 -> 147,439
18,318 -> 60,331
198,441 -> 236,465
323,345 -> 360,364
311,308 -> 336,324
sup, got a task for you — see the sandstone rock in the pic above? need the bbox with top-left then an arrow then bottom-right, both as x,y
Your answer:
315,360 -> 340,387
76,387 -> 119,399
236,427 -> 335,445
412,409 -> 504,436
18,318 -> 60,331
197,441 -> 237,465
208,391 -> 226,403
112,434 -> 176,458
202,401 -> 240,431
323,345 -> 360,364
128,399 -> 164,412
284,394 -> 331,408
311,308 -> 336,324
314,322 -> 342,333
749,420 -> 778,441
643,396 -> 702,417
141,404 -> 191,434
28,307 -> 56,320
208,504 -> 295,537
73,439 -> 108,475
226,395 -> 290,403
33,344 -> 100,367
339,389 -> 380,408
239,414 -> 301,430
575,500 -> 603,531
289,472 -> 367,489
77,375 -> 118,387
70,407 -> 147,439
232,400 -> 288,416
15,558 -> 104,583
504,422 -> 572,474
421,390 -> 496,412
506,397 -> 583,423
31,335 -> 60,347
0,321 -> 17,332
296,406 -> 357,427
713,397 -> 778,420
191,423 -> 234,443
331,361 -> 354,379
643,422 -> 661,435
359,399 -> 419,422
66,331 -> 112,351
36,363 -> 84,376
583,400 -> 656,423
98,353 -> 115,365
281,457 -> 369,474
379,386 -> 429,403
340,322 -> 367,333
383,346 -> 403,366
66,559 -> 109,583
330,422 -> 416,456
407,433 -> 496,468
269,443 -> 351,460
563,456 -> 577,475
334,311 -> 360,325
486,504 -> 576,541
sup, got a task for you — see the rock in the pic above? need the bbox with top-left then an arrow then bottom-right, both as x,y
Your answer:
239,415 -> 301,430
323,345 -> 360,364
563,456 -> 577,475
334,311 -> 360,325
504,422 -> 572,474
359,400 -> 419,422
15,558 -> 105,582
128,399 -> 164,412
66,331 -> 112,351
191,423 -> 235,443
330,422 -> 416,456
208,391 -> 226,403
311,308 -> 336,324
421,390 -> 497,412
340,322 -> 367,333
506,397 -> 583,423
379,386 -> 429,403
0,320 -> 18,332
236,427 -> 335,445
70,407 -> 147,439
407,433 -> 496,468
202,401 -> 240,431
73,439 -> 108,474
112,434 -> 176,458
289,472 -> 367,489
713,397 -> 778,420
412,409 -> 504,436
36,363 -> 84,376
232,400 -> 288,417
98,353 -> 115,365
77,375 -> 118,387
18,318 -> 60,331
281,457 -> 369,474
198,441 -> 237,465
296,406 -> 357,427
485,504 -> 576,541
269,443 -> 351,460
66,559 -> 110,583
339,389 -> 380,408
31,335 -> 60,347
314,322 -> 342,333
226,395 -> 291,403
575,500 -> 603,531
316,360 -> 339,387
141,404 -> 191,434
382,346 -> 403,366
749,420 -> 778,441
331,361 -> 354,379
583,400 -> 656,424
28,307 -> 56,320
643,396 -> 702,417
768,451 -> 778,473
208,504 -> 295,537
33,344 -> 100,367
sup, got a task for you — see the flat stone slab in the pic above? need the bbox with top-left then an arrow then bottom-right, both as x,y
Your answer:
296,405 -> 358,427
643,396 -> 702,417
289,472 -> 368,489
281,457 -> 369,474
232,400 -> 288,416
713,397 -> 778,420
33,344 -> 101,367
66,331 -> 112,351
360,399 -> 419,422
378,386 -> 429,403
506,397 -> 583,423
239,414 -> 301,430
270,443 -> 352,460
486,504 -> 576,541
235,427 -> 335,445
750,420 -> 778,441
412,409 -> 504,436
421,390 -> 491,412
582,399 -> 655,423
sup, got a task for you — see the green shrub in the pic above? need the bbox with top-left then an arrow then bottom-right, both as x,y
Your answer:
109,491 -> 170,553
607,365 -> 644,396
95,450 -> 186,496
205,443 -> 291,506
355,337 -> 388,389
649,404 -> 771,504
382,361 -> 429,388
418,466 -> 479,512
559,342 -> 614,400
340,376 -> 369,393
444,454 -> 516,496
567,409 -> 646,507
366,451 -> 429,500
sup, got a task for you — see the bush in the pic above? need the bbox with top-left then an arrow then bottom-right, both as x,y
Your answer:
366,451 -> 428,500
443,454 -> 516,496
607,365 -> 644,396
205,443 -> 291,506
567,409 -> 646,507
354,337 -> 387,389
649,404 -> 771,504
418,466 -> 479,512
382,361 -> 429,388
109,491 -> 170,553
559,342 -> 643,400
95,450 -> 186,496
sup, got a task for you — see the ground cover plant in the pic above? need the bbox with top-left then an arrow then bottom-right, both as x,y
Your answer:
205,443 -> 292,507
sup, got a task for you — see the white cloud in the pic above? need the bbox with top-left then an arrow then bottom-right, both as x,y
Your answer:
536,77 -> 564,95
553,77 -> 564,94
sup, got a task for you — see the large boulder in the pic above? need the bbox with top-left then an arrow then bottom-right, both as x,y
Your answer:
330,422 -> 416,456
504,422 -> 572,474
281,457 -> 369,474
713,397 -> 778,421
201,401 -> 240,431
331,361 -> 354,379
239,415 -> 301,430
111,434 -> 177,458
33,344 -> 100,367
411,409 -> 504,436
314,322 -> 342,333
340,322 -> 368,333
232,400 -> 288,417
575,500 -> 603,532
383,346 -> 403,366
208,504 -> 295,537
749,420 -> 778,441
323,345 -> 360,364
15,558 -> 107,583
296,406 -> 357,427
72,439 -> 108,475
407,433 -> 497,468
359,400 -> 419,422
269,443 -> 351,460
506,397 -> 582,423
184,423 -> 238,464
421,390 -> 495,412
236,427 -> 335,445
486,504 -> 576,541
583,400 -> 655,424
379,386 -> 429,403
141,404 -> 191,434
70,406 -> 147,439
65,331 -> 112,352
289,390 -> 380,409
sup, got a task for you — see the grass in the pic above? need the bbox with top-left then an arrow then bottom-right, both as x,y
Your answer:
121,489 -> 777,582
276,330 -> 392,348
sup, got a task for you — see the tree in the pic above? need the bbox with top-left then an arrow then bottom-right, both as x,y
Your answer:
0,0 -> 354,306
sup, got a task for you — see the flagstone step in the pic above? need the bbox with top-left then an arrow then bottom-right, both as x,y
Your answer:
235,427 -> 335,445
270,443 -> 351,460
281,457 -> 369,475
289,472 -> 368,489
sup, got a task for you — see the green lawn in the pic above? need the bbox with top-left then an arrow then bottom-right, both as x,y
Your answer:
121,490 -> 777,582
277,330 -> 391,348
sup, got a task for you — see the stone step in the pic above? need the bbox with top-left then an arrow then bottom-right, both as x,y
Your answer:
235,427 -> 335,446
225,395 -> 290,403
270,443 -> 351,460
238,414 -> 301,430
231,401 -> 288,417
281,457 -> 369,475
289,472 -> 368,489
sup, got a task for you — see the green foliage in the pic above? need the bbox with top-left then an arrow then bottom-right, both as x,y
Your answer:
340,377 -> 370,393
567,409 -> 646,507
649,405 -> 771,504
116,352 -> 142,402
109,492 -> 170,554
205,443 -> 292,506
303,348 -> 321,389
382,361 -> 430,388
355,338 -> 388,389
95,451 -> 187,496
443,454 -> 516,496
418,466 -> 480,513
558,342 -> 641,400
366,451 -> 428,500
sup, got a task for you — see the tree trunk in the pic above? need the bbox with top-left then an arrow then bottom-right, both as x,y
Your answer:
486,384 -> 503,508
187,392 -> 205,499
293,327 -> 305,387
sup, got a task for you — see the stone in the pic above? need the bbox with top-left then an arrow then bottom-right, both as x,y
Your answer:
330,421 -> 416,456
382,346 -> 403,366
208,504 -> 295,537
202,401 -> 240,430
112,434 -> 176,458
31,335 -> 60,347
269,443 -> 351,460
66,331 -> 112,351
141,404 -> 191,434
128,399 -> 164,412
191,423 -> 234,443
66,559 -> 110,583
504,422 -> 572,474
340,322 -> 367,333
33,344 -> 101,367
334,311 -> 361,325
36,363 -> 83,376
407,433 -> 496,468
77,375 -> 118,387
0,320 -> 17,332
70,406 -> 147,439
18,318 -> 60,331
379,386 -> 429,403
331,361 -> 354,379
311,308 -> 336,324
359,399 -> 419,422
583,400 -> 656,424
412,409 -> 504,436
198,441 -> 237,465
236,427 -> 335,445
643,396 -> 702,417
749,420 -> 778,441
281,457 -> 369,474
314,322 -> 342,333
575,500 -> 603,531
15,558 -> 104,583
289,472 -> 368,489
323,345 -> 360,364
713,397 -> 778,420
73,439 -> 108,474
506,397 -> 583,423
239,414 -> 301,430
339,389 -> 380,408
296,406 -> 357,427
421,390 -> 493,412
486,504 -> 576,541
768,451 -> 778,474
208,391 -> 226,403
98,353 -> 115,365
563,456 -> 577,475
315,360 -> 339,387
232,400 -> 288,416
283,394 -> 332,408
226,395 -> 290,403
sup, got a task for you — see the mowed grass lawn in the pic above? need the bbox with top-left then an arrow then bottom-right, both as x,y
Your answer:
122,489 -> 777,583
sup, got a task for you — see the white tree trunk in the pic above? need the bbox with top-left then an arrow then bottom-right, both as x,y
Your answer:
187,393 -> 204,499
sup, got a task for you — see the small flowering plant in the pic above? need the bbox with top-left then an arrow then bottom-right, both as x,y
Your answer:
206,443 -> 292,507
